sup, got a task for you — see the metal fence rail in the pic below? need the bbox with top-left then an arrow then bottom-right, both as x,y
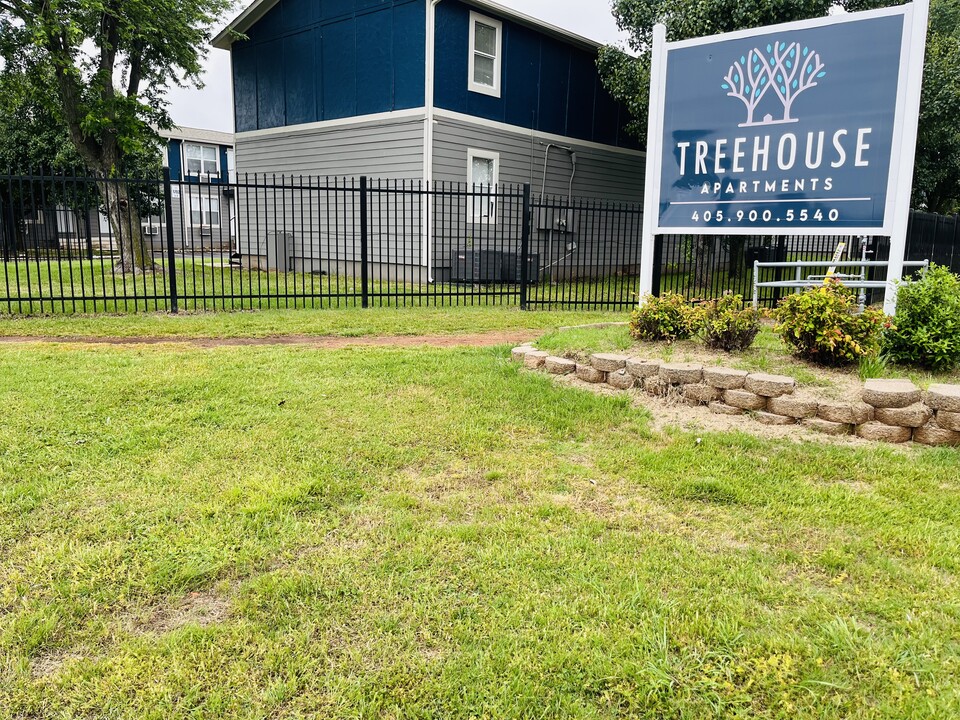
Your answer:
2,169 -> 954,315
0,169 -> 647,314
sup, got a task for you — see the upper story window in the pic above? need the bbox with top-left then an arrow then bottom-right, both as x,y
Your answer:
468,12 -> 502,98
184,143 -> 220,176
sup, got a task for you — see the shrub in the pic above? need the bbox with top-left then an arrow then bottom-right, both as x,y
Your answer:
774,280 -> 887,366
700,294 -> 761,352
884,264 -> 960,371
857,352 -> 890,381
630,293 -> 701,342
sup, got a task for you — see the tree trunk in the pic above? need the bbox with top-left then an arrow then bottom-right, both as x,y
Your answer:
727,236 -> 745,279
692,234 -> 714,297
99,179 -> 156,274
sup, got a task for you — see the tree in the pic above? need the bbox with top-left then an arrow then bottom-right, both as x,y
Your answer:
599,0 -> 960,213
0,0 -> 233,272
0,59 -> 166,258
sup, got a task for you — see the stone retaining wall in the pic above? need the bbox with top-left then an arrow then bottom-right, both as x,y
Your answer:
511,345 -> 960,447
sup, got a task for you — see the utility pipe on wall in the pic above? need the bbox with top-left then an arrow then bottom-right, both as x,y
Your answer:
540,143 -> 576,278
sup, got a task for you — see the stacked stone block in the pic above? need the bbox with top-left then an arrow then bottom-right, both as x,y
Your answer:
511,346 -> 960,447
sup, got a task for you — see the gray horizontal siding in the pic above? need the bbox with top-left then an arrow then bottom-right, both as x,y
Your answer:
230,112 -> 648,281
234,116 -> 426,178
233,116 -> 427,262
430,116 -> 645,279
431,115 -> 645,202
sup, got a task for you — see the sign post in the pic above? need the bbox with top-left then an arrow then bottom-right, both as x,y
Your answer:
639,2 -> 929,313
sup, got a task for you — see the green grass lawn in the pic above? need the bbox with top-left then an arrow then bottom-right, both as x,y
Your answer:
0,306 -> 626,339
1,339 -> 958,718
2,257 -> 643,315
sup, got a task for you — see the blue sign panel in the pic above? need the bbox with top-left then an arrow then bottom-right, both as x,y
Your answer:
657,15 -> 905,232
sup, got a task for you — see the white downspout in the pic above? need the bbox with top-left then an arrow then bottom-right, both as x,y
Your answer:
423,0 -> 442,283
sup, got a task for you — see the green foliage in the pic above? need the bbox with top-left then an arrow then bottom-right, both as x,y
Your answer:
2,339 -> 960,718
630,293 -> 702,341
857,352 -> 890,380
0,0 -> 234,175
884,264 -> 960,370
700,294 -> 762,351
774,281 -> 888,366
600,0 -> 960,213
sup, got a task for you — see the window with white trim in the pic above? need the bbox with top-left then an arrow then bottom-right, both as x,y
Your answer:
190,194 -> 221,226
184,143 -> 219,176
468,12 -> 502,97
467,149 -> 499,223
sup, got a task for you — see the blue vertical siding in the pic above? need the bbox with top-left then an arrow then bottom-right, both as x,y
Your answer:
433,0 -> 638,149
322,18 -> 358,119
230,0 -> 635,149
232,0 -> 425,132
219,146 -> 230,183
167,140 -> 183,181
283,30 -> 318,125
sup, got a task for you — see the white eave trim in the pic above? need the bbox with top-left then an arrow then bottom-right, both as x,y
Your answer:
464,0 -> 602,51
235,108 -> 427,140
433,108 -> 646,157
212,0 -> 280,49
212,0 -> 604,52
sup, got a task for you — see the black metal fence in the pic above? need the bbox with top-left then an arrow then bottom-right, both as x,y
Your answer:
1,169 -> 955,315
0,169 -> 647,314
654,210 -> 958,307
905,210 -> 959,273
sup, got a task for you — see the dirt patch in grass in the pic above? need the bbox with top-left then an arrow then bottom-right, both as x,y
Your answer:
136,589 -> 232,634
0,330 -> 540,350
30,650 -> 89,679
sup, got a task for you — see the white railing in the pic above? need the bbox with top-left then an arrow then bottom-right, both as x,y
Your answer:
752,259 -> 930,311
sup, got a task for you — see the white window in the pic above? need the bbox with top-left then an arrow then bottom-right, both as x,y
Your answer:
468,12 -> 502,97
467,149 -> 499,223
184,143 -> 219,176
190,194 -> 221,227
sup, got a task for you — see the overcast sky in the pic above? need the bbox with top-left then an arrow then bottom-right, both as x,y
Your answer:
166,0 -> 626,133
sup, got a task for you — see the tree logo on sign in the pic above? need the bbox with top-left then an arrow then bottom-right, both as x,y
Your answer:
722,41 -> 826,127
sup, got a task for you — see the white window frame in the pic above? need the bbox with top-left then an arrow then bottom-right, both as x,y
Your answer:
467,148 -> 500,224
183,143 -> 220,177
468,12 -> 502,98
189,193 -> 221,228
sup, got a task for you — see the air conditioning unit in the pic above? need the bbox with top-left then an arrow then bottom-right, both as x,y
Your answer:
499,252 -> 540,284
451,250 -> 540,284
452,250 -> 503,283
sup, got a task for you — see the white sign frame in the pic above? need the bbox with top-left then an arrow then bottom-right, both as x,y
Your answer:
638,1 -> 930,314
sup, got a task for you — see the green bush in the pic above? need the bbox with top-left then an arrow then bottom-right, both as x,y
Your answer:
884,264 -> 960,371
700,294 -> 761,352
774,280 -> 887,366
630,293 -> 701,342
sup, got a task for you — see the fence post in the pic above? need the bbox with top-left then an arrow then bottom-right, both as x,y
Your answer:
651,235 -> 663,298
520,183 -> 531,310
359,175 -> 369,309
162,167 -> 178,314
772,236 -> 787,305
83,207 -> 94,261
